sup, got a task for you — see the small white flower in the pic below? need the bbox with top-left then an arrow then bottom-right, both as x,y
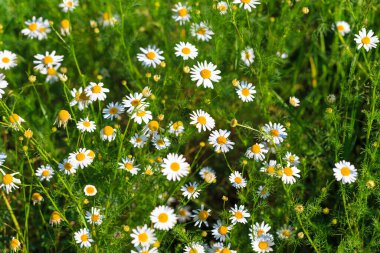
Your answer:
190,110 -> 215,132
236,81 -> 256,102
85,82 -> 109,101
74,228 -> 94,248
137,45 -> 165,68
334,21 -> 350,36
241,47 -> 255,66
191,22 -> 214,42
181,182 -> 201,199
0,50 -> 17,70
289,96 -> 300,107
209,129 -> 235,153
35,164 -> 54,182
333,160 -> 357,184
174,42 -> 198,60
354,28 -> 379,52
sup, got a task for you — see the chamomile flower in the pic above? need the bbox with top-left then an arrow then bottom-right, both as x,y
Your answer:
190,110 -> 215,132
35,165 -> 54,182
143,120 -> 161,135
32,192 -> 44,205
241,47 -> 255,66
69,148 -> 93,168
191,22 -> 214,42
40,67 -> 61,83
60,19 -> 71,36
181,182 -> 201,199
333,160 -> 357,184
100,126 -> 116,141
0,169 -> 21,194
70,87 -> 92,110
174,42 -> 198,60
0,74 -> 8,98
49,211 -> 63,226
33,51 -> 63,72
354,28 -> 379,52
277,225 -> 293,239
8,113 -> 25,129
217,1 -> 228,14
118,157 -> 140,175
130,133 -> 148,148
58,158 -> 78,175
289,96 -> 300,107
131,246 -> 158,253
131,109 -> 153,124
236,81 -> 256,102
245,143 -> 268,161
168,121 -> 185,136
131,224 -> 157,247
36,18 -> 51,40
262,122 -> 287,144
208,129 -> 235,153
334,21 -> 350,36
77,117 -> 96,133
161,153 -> 190,181
0,50 -> 17,70
85,207 -> 103,225
55,110 -> 71,128
84,185 -> 97,196
229,205 -> 250,224
150,205 -> 177,231
233,0 -> 260,12
74,228 -> 94,248
211,243 -> 237,253
100,12 -> 118,27
177,206 -> 191,222
184,243 -> 205,253
123,92 -> 148,113
152,134 -> 171,150
85,82 -> 109,101
10,237 -> 21,252
137,46 -> 165,68
21,17 -> 50,40
229,171 -> 246,189
281,165 -> 300,184
103,102 -> 124,120
199,167 -> 217,183
59,0 -> 79,12
284,152 -> 300,166
250,221 -> 271,238
192,204 -> 211,227
172,2 -> 191,25
212,220 -> 232,242
251,234 -> 274,253
190,61 -> 221,89
257,185 -> 270,199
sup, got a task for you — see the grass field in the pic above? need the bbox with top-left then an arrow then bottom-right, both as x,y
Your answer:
0,0 -> 379,252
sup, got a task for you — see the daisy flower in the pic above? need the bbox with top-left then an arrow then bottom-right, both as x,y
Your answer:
150,205 -> 177,231
245,143 -> 268,161
58,158 -> 78,175
0,74 -> 8,98
131,109 -> 153,124
208,129 -> 235,153
130,133 -> 148,148
143,120 -> 163,135
69,148 -> 93,168
184,243 -> 205,253
77,117 -> 96,133
35,164 -> 54,182
250,221 -> 271,238
229,205 -> 250,224
236,81 -> 256,102
40,67 -> 61,83
277,225 -> 293,239
191,22 -> 214,41
85,207 -> 103,226
172,2 -> 191,25
241,47 -> 255,66
199,167 -> 216,183
55,109 -> 71,128
137,46 -> 165,68
289,96 -> 300,107
10,237 -> 21,252
334,21 -> 350,36
49,211 -> 63,226
262,122 -> 287,144
212,220 -> 232,242
102,102 -> 124,120
0,50 -> 17,70
100,125 -> 117,142
190,110 -> 215,132
60,19 -> 71,36
74,228 -> 94,248
333,160 -> 357,184
85,82 -> 109,101
32,192 -> 44,205
8,113 -> 25,130
281,165 -> 300,184
174,42 -> 198,60
118,157 -> 140,175
131,224 -> 157,247
100,12 -> 118,27
21,17 -> 44,40
229,171 -> 246,189
59,0 -> 79,12
233,0 -> 260,12
33,51 -> 63,72
70,87 -> 92,110
284,152 -> 300,166
35,17 -> 50,40
0,169 -> 21,194
192,204 -> 211,227
152,134 -> 171,150
217,1 -> 228,14
257,185 -> 270,199
354,28 -> 379,52
190,61 -> 221,89
251,234 -> 274,253
211,243 -> 237,253
84,184 -> 97,196
123,92 -> 148,113
168,121 -> 185,136
161,153 -> 190,181
181,182 -> 201,199
177,206 -> 191,223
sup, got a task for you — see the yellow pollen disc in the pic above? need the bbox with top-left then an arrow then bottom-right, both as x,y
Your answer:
9,113 -> 20,123
124,163 -> 134,170
197,27 -> 207,35
258,241 -> 268,250
178,8 -> 187,17
241,88 -> 250,97
109,107 -> 118,115
42,170 -> 50,177
83,121 -> 91,127
362,36 -> 370,45
3,174 -> 13,185
58,110 -> 70,121
103,126 -> 114,136
10,239 -> 19,249
172,122 -> 181,130
267,166 -> 275,174
198,210 -> 209,220
51,211 -> 61,221
158,213 -> 169,223
216,136 -> 227,145
32,193 -> 42,201
289,156 -> 295,162
76,153 -> 86,161
103,12 -> 110,21
251,144 -> 261,154
189,248 -> 198,253
92,85 -> 102,93
235,211 -> 243,219
221,249 -> 231,253
148,121 -> 159,131
170,162 -> 180,171
86,187 -> 95,194
197,116 -> 207,125
340,166 -> 351,176
219,5 -> 227,11
29,23 -> 38,31
187,186 -> 195,193
138,232 -> 148,242
2,57 -> 10,63
337,25 -> 344,31
47,67 -> 56,76
179,209 -> 186,216
43,56 -> 53,65
92,214 -> 100,221
182,47 -> 191,54
136,137 -> 142,143
131,99 -> 140,107
136,110 -> 146,117
39,27 -> 46,32
241,0 -> 251,3
200,69 -> 211,79
146,51 -> 156,60
67,1 -> 73,7
283,167 -> 293,176
61,19 -> 70,29
64,162 -> 72,171
218,226 -> 228,235
156,139 -> 165,146
234,177 -> 242,184
270,129 -> 279,137
282,230 -> 291,237
88,150 -> 95,158
257,229 -> 264,236
80,234 -> 89,242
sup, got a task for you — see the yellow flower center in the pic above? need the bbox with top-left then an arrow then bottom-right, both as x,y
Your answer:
109,107 -> 118,115
251,144 -> 261,154
103,126 -> 114,136
51,211 -> 61,221
282,230 -> 291,237
235,211 -> 243,219
131,99 -> 140,107
10,239 -> 19,249
83,121 -> 91,127
136,110 -> 146,117
216,136 -> 227,145
289,155 -> 295,162
178,8 -> 187,17
24,129 -> 33,138
340,166 -> 351,176
64,162 -> 72,171
32,193 -> 42,201
2,57 -> 10,63
179,209 -> 186,216
124,163 -> 134,170
283,167 -> 293,176
61,19 -> 70,29
138,232 -> 148,243
182,47 -> 191,54
258,241 -> 268,250
241,88 -> 250,97
92,85 -> 102,93
200,69 -> 211,79
158,213 -> 169,223
58,110 -> 70,121
221,249 -> 230,253
257,229 -> 264,236
29,23 -> 38,31
189,248 -> 198,253
267,166 -> 275,174
42,170 -> 50,177
76,153 -> 86,161
43,56 -> 53,65
197,27 -> 207,35
136,137 -> 142,143
218,5 -> 227,11
337,25 -> 344,31
80,234 -> 89,242
9,113 -> 20,123
146,51 -> 156,60
170,162 -> 180,172
66,1 -> 73,7
241,0 -> 251,3
270,129 -> 279,137
91,214 -> 100,222
47,67 -> 56,76
197,116 -> 207,125
148,120 -> 159,131
172,121 -> 182,130
187,186 -> 195,193
218,225 -> 228,235
86,186 -> 95,194
362,36 -> 370,45
198,210 -> 209,221
3,174 -> 13,185
88,150 -> 95,159
103,12 -> 110,21
39,27 -> 46,33
234,177 -> 242,184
